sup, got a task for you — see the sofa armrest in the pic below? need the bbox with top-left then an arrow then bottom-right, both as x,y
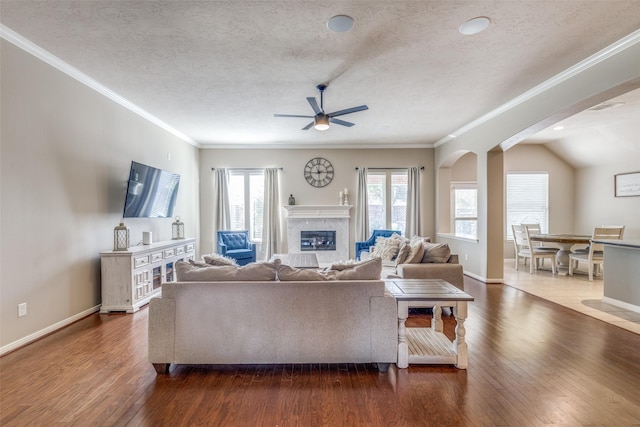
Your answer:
370,295 -> 398,363
148,297 -> 176,366
396,263 -> 464,290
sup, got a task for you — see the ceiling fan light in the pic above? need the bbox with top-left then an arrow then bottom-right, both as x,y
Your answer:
314,115 -> 330,131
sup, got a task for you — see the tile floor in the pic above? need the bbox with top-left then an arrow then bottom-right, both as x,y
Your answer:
502,259 -> 640,335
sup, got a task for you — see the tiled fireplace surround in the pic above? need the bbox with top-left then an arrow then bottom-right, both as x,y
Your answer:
283,205 -> 352,263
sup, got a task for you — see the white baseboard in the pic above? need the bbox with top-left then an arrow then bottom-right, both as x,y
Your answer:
464,271 -> 504,284
0,305 -> 101,356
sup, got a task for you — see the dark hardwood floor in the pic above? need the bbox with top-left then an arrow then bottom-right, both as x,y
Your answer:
2,277 -> 640,426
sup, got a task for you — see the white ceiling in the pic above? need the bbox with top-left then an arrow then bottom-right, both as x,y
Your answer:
1,1 -> 639,164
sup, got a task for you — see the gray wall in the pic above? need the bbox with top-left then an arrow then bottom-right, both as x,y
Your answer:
1,40 -> 200,351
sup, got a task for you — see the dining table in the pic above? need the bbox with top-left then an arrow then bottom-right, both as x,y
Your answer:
528,233 -> 592,269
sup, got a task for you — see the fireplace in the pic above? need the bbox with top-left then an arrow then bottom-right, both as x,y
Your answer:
283,205 -> 352,263
301,231 -> 336,251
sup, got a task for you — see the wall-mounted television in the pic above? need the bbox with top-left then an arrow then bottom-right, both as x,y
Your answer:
123,161 -> 180,218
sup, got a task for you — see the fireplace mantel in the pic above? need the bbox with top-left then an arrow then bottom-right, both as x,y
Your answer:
283,205 -> 352,219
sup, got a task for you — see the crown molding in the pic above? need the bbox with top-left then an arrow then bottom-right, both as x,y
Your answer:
1,24 -> 199,147
435,28 -> 640,148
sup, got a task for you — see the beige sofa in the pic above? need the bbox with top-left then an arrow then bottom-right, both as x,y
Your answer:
148,259 -> 398,374
362,233 -> 465,290
394,254 -> 464,289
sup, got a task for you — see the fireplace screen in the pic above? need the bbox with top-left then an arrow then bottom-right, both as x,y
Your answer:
300,231 -> 336,251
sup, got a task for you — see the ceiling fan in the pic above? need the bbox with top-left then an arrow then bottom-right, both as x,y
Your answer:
274,84 -> 368,131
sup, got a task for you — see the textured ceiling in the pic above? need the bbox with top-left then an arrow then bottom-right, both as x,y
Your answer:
1,1 -> 640,160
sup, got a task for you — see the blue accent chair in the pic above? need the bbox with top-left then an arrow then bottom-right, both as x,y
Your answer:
355,229 -> 402,260
217,230 -> 256,266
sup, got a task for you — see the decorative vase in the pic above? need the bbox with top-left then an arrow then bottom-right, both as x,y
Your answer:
113,221 -> 130,251
172,216 -> 185,239
288,194 -> 296,205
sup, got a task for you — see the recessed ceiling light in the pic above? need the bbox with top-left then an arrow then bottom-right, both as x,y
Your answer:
327,15 -> 354,33
459,16 -> 491,35
553,126 -> 564,131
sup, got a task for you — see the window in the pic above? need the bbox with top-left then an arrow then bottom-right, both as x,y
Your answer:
228,170 -> 264,242
367,171 -> 408,235
452,183 -> 477,239
506,173 -> 549,240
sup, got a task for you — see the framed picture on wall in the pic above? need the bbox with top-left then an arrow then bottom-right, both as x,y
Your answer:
614,171 -> 640,197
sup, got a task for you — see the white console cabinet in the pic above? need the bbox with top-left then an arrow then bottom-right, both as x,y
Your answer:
100,238 -> 196,313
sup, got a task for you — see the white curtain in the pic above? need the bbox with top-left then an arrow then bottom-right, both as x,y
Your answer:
405,167 -> 421,237
261,168 -> 280,260
213,169 -> 230,250
355,167 -> 369,241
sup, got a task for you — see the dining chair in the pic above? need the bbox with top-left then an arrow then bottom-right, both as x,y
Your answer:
522,223 -> 560,253
512,224 -> 557,274
568,226 -> 624,281
512,224 -> 529,271
523,225 -> 557,274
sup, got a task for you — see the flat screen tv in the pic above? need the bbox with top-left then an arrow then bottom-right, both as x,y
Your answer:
123,161 -> 180,218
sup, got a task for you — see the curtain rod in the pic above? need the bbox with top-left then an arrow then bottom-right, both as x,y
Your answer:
355,166 -> 424,170
211,167 -> 283,171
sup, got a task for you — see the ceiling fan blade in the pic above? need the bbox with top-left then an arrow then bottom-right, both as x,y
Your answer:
274,114 -> 314,118
301,121 -> 315,130
327,105 -> 368,117
329,117 -> 355,127
306,97 -> 323,115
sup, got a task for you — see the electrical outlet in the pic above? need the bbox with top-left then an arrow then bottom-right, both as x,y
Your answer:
464,254 -> 469,261
18,302 -> 27,317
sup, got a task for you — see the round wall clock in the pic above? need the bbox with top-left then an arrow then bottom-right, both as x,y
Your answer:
304,157 -> 334,188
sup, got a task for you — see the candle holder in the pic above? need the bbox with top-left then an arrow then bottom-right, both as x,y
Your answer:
172,216 -> 185,239
113,221 -> 130,251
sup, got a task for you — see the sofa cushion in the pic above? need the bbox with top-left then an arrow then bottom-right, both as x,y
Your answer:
202,253 -> 239,266
175,260 -> 277,281
421,242 -> 452,263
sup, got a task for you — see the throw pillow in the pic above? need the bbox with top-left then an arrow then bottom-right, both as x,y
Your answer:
370,233 -> 403,260
421,242 -> 451,263
395,241 -> 412,266
328,259 -> 357,271
334,258 -> 382,280
189,259 -> 210,268
277,264 -> 335,281
404,240 -> 426,264
202,253 -> 239,266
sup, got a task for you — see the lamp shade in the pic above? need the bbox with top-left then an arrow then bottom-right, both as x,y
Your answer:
314,114 -> 330,131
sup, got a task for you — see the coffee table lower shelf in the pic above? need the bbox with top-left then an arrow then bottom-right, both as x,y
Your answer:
406,328 -> 458,365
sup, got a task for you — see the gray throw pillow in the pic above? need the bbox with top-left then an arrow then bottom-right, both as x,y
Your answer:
404,240 -> 426,264
421,242 -> 451,263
